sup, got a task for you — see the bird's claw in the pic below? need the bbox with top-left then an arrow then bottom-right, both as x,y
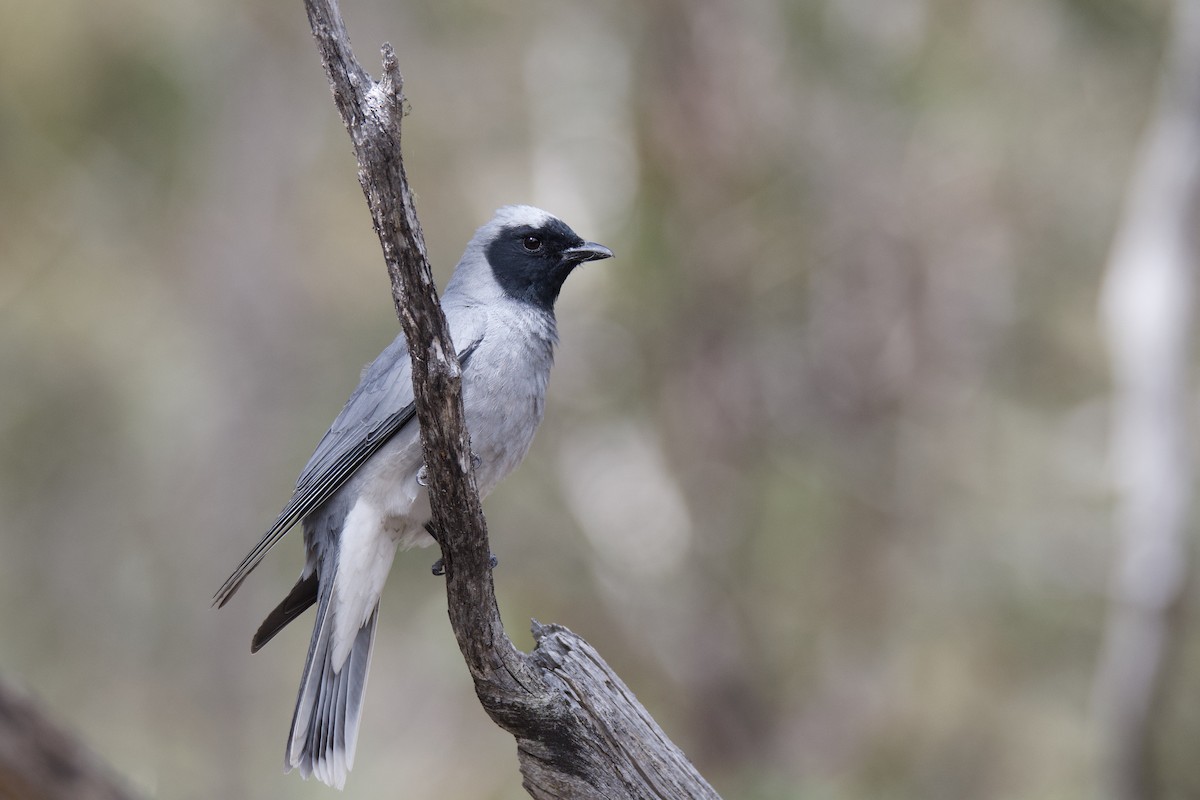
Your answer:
420,456 -> 478,485
431,552 -> 499,576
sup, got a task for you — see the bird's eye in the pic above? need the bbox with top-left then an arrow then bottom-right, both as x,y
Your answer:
522,235 -> 542,252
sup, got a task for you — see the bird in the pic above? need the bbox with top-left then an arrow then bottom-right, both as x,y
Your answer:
213,205 -> 612,789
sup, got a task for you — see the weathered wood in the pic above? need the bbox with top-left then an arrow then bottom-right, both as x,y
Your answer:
0,677 -> 143,800
520,623 -> 721,799
300,0 -> 721,796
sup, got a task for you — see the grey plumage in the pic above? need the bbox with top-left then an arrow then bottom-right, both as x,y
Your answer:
215,205 -> 612,789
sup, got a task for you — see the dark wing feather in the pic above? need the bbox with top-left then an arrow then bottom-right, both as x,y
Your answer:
213,402 -> 415,607
213,332 -> 483,607
251,572 -> 319,652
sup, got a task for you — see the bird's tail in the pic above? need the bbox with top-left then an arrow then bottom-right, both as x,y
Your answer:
285,575 -> 378,790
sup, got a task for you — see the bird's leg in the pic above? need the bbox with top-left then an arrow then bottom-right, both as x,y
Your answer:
427,455 -> 492,575
427,520 -> 498,576
425,521 -> 446,575
417,454 -> 478,487
430,553 -> 500,576
426,455 -> 491,576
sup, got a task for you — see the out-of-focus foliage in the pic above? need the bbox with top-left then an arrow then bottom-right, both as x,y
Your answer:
0,0 -> 1190,798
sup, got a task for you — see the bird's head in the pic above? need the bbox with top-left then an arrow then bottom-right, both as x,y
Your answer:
450,205 -> 613,311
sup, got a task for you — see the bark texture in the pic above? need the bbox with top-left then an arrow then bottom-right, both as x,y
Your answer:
301,1 -> 720,796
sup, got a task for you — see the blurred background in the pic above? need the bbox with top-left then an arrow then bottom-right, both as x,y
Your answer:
1,0 -> 1196,798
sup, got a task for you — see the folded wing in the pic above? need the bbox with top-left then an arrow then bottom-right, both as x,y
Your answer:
213,330 -> 483,607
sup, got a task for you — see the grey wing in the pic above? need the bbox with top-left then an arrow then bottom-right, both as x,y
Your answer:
213,325 -> 484,607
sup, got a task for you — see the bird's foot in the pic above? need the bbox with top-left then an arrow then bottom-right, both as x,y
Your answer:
418,455 -> 478,486
431,552 -> 498,577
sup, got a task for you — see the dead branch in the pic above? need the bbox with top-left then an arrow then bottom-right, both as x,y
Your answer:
300,0 -> 721,796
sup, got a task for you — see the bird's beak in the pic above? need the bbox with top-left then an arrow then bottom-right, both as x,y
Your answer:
562,242 -> 614,264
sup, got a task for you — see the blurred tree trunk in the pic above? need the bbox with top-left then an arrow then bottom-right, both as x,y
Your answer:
1095,1 -> 1200,798
0,677 -> 142,800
